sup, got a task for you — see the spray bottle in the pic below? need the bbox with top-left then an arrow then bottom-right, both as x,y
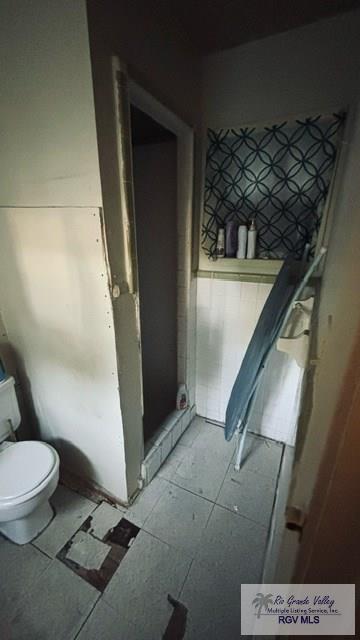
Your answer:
246,219 -> 257,259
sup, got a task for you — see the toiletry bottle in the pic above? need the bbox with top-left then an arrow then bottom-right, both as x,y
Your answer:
225,220 -> 238,257
236,224 -> 248,259
215,228 -> 225,258
176,384 -> 188,410
246,219 -> 257,259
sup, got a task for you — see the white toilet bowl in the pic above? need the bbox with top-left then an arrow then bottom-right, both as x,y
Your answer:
0,441 -> 59,544
0,376 -> 60,544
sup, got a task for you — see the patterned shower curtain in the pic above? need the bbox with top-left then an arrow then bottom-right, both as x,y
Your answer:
203,112 -> 345,259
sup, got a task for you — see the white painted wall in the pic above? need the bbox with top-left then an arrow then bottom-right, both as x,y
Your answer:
0,208 -> 127,499
0,1 -> 130,500
0,0 -> 101,206
203,9 -> 360,127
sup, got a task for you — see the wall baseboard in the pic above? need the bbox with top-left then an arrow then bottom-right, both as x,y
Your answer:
60,467 -> 129,509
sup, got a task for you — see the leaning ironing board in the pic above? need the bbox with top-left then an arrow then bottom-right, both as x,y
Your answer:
225,248 -> 326,471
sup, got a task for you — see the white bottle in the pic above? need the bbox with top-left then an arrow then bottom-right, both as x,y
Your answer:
215,228 -> 225,258
236,225 -> 248,259
246,219 -> 257,259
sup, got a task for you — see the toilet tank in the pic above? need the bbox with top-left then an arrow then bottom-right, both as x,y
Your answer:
0,376 -> 21,441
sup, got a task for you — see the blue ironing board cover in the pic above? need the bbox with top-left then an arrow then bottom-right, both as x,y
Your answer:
225,257 -> 306,441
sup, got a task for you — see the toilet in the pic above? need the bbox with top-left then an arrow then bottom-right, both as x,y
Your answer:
0,376 -> 59,544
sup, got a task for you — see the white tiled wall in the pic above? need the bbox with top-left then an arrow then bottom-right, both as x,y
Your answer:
141,406 -> 193,485
195,277 -> 303,445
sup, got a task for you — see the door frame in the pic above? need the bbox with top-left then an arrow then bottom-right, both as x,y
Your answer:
107,58 -> 194,499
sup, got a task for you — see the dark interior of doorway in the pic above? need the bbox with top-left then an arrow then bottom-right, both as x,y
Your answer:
130,105 -> 178,444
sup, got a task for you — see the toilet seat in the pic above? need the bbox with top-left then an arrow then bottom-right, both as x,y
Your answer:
0,441 -> 58,503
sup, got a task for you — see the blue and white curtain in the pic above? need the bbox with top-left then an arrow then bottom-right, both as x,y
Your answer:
203,112 -> 345,259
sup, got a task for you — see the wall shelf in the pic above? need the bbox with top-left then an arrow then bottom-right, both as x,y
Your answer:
197,257 -> 283,283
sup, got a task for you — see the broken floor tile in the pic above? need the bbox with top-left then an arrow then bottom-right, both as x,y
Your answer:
57,516 -> 141,592
103,530 -> 192,638
105,517 -> 140,548
65,531 -> 110,570
88,501 -> 124,540
34,485 -> 96,558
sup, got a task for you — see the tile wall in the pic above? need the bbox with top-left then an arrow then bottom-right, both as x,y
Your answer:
141,405 -> 196,485
195,277 -> 304,445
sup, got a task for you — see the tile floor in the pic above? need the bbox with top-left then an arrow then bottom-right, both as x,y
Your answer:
0,417 -> 283,640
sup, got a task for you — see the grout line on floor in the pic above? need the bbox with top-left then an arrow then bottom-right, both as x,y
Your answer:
260,441 -> 285,583
212,500 -> 270,529
183,427 -> 202,448
204,497 -> 216,530
8,543 -> 55,602
139,524 -> 190,554
178,557 -> 195,599
126,477 -> 168,529
140,514 -> 209,563
242,429 -> 285,447
134,528 -> 176,551
139,496 -> 268,571
204,418 -> 225,429
31,541 -> 53,560
166,478 -> 217,507
149,432 -> 278,528
72,592 -> 102,640
213,444 -> 236,504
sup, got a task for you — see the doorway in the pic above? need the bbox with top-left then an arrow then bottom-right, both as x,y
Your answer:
103,61 -> 194,498
130,106 -> 178,445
